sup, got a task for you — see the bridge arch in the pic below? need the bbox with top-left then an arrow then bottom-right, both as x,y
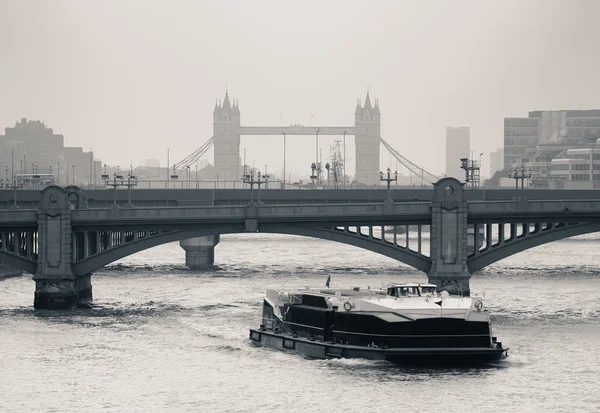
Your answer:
71,224 -> 432,276
467,223 -> 600,272
0,251 -> 37,275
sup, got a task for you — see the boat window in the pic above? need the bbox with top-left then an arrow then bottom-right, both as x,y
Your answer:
398,287 -> 409,296
387,287 -> 396,297
422,287 -> 435,294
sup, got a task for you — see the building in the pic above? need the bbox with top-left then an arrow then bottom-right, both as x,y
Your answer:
549,143 -> 600,185
354,93 -> 381,186
213,91 -> 241,185
0,118 -> 102,187
504,110 -> 600,170
489,148 -> 504,176
445,127 -> 470,180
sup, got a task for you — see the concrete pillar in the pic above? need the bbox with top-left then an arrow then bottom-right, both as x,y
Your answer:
180,235 -> 220,269
428,178 -> 470,296
76,273 -> 93,304
33,186 -> 92,309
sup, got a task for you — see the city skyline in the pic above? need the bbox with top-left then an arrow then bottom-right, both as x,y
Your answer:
2,0 -> 599,178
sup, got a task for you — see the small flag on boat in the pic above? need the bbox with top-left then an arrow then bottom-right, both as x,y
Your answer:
325,275 -> 331,288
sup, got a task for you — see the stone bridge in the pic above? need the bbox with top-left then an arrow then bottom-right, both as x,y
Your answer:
2,178 -> 600,309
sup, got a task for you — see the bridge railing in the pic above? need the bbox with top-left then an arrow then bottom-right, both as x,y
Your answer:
69,201 -> 434,225
468,199 -> 600,213
0,209 -> 38,226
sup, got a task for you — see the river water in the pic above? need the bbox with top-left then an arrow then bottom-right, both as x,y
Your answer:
1,233 -> 600,412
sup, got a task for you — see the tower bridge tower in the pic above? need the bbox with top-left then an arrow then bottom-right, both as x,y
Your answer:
354,92 -> 381,185
213,90 -> 241,183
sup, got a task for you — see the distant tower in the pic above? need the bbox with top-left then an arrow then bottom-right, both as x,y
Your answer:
213,90 -> 241,184
354,92 -> 381,185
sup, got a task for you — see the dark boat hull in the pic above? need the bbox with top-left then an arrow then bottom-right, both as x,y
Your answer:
249,329 -> 508,365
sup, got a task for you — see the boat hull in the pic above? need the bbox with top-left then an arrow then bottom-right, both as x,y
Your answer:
249,329 -> 508,365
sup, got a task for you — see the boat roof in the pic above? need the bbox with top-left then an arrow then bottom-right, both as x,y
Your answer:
389,283 -> 437,288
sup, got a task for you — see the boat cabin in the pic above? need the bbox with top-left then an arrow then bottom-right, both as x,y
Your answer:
386,283 -> 437,298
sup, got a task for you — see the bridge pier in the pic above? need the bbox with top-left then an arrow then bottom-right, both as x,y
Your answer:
32,186 -> 93,309
428,178 -> 471,296
34,274 -> 92,309
180,235 -> 220,269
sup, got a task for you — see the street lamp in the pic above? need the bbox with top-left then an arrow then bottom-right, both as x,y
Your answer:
185,165 -> 191,188
379,167 -> 398,199
166,148 -> 170,187
315,129 -> 320,186
509,165 -> 532,195
10,175 -> 20,209
343,130 -> 347,188
72,165 -> 75,186
282,132 -> 286,189
545,150 -> 551,186
589,136 -> 598,183
105,172 -> 124,207
125,173 -> 138,207
241,169 -> 269,202
310,162 -> 318,187
170,164 -> 179,188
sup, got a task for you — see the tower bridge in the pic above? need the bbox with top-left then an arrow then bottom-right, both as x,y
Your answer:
2,179 -> 600,309
173,90 -> 438,186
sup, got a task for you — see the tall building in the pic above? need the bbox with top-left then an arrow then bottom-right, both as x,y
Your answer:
354,92 -> 381,185
504,110 -> 600,170
489,148 -> 504,176
445,127 -> 470,180
213,91 -> 241,184
0,118 -> 102,186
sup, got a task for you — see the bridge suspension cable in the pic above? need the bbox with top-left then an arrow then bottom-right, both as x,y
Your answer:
172,137 -> 214,172
380,138 -> 440,185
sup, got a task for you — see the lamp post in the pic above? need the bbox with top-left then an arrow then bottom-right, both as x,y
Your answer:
343,130 -> 347,188
125,174 -> 138,208
546,150 -> 551,187
509,165 -> 532,196
4,166 -> 8,189
71,165 -> 75,186
90,149 -> 93,189
282,132 -> 286,189
10,175 -> 19,209
166,148 -> 170,187
106,172 -> 124,207
241,170 -> 269,202
379,167 -> 398,199
185,165 -> 191,188
310,163 -> 318,187
589,136 -> 598,183
170,164 -> 178,188
315,129 -> 320,186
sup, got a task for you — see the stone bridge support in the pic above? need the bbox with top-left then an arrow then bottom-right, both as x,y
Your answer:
33,186 -> 91,309
180,235 -> 220,269
428,178 -> 470,295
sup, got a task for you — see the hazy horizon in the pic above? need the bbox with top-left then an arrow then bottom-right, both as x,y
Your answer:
2,0 -> 599,178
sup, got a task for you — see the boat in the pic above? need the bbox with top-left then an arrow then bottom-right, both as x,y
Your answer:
249,283 -> 508,365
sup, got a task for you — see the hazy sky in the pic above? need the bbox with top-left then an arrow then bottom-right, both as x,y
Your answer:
1,0 -> 599,178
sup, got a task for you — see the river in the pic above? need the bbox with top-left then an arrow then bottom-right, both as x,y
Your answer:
1,233 -> 600,412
